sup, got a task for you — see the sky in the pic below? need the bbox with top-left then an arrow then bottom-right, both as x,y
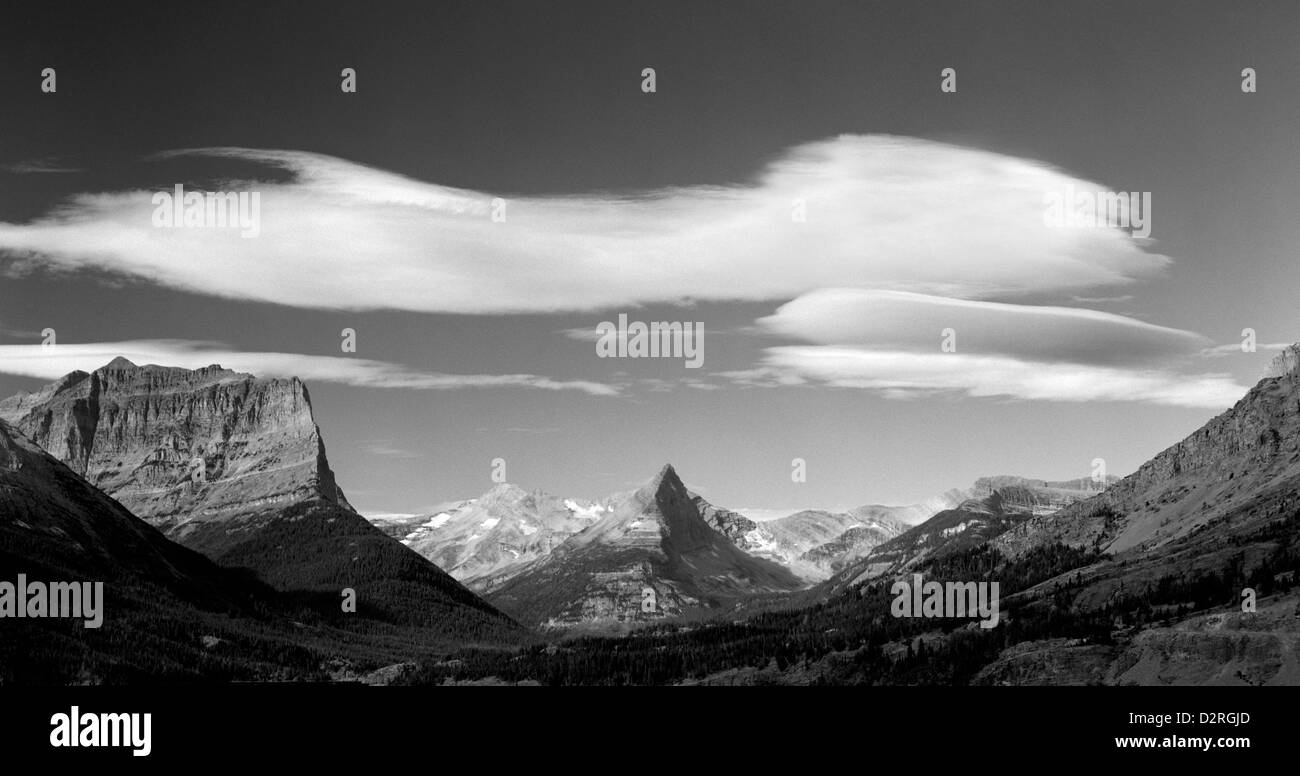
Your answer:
1,1 -> 1298,516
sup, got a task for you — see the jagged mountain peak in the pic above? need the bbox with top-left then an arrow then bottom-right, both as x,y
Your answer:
1264,343 -> 1300,379
618,463 -> 686,511
87,358 -> 252,388
640,462 -> 681,491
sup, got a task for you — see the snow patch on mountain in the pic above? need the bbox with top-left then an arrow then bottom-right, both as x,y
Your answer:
565,499 -> 607,520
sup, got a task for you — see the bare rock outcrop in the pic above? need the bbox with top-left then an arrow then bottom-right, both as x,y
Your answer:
0,358 -> 352,549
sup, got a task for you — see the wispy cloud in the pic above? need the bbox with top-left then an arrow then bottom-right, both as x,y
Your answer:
4,157 -> 81,174
1070,294 -> 1134,304
1201,341 -> 1292,356
723,349 -> 1245,409
360,439 -> 425,459
0,323 -> 46,339
0,340 -> 621,396
557,327 -> 602,343
0,137 -> 1168,314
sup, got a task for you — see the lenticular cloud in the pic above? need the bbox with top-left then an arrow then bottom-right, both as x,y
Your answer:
0,136 -> 1169,314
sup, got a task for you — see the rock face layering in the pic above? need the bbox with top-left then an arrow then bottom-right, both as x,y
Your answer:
0,357 -> 350,553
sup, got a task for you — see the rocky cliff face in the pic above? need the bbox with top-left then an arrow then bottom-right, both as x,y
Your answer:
969,476 -> 1110,514
486,465 -> 803,630
1263,343 -> 1300,379
693,497 -> 761,546
0,358 -> 352,549
995,350 -> 1300,558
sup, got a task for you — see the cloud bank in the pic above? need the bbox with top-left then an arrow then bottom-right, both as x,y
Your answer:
0,136 -> 1237,408
0,137 -> 1169,313
724,348 -> 1244,408
736,289 -> 1246,407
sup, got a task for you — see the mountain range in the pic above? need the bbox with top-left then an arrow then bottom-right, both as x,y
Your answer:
389,471 -> 1098,605
820,475 -> 1112,595
7,346 -> 1300,684
485,464 -> 803,630
401,346 -> 1300,685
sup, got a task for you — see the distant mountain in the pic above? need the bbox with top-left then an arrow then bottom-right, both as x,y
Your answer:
848,491 -> 970,526
0,360 -> 521,639
821,476 -> 1109,594
398,485 -> 910,592
486,465 -> 804,631
693,500 -> 908,582
388,475 -> 971,588
400,484 -> 617,593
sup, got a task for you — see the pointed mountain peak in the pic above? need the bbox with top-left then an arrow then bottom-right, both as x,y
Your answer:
1264,343 -> 1300,379
635,463 -> 685,498
102,356 -> 137,369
